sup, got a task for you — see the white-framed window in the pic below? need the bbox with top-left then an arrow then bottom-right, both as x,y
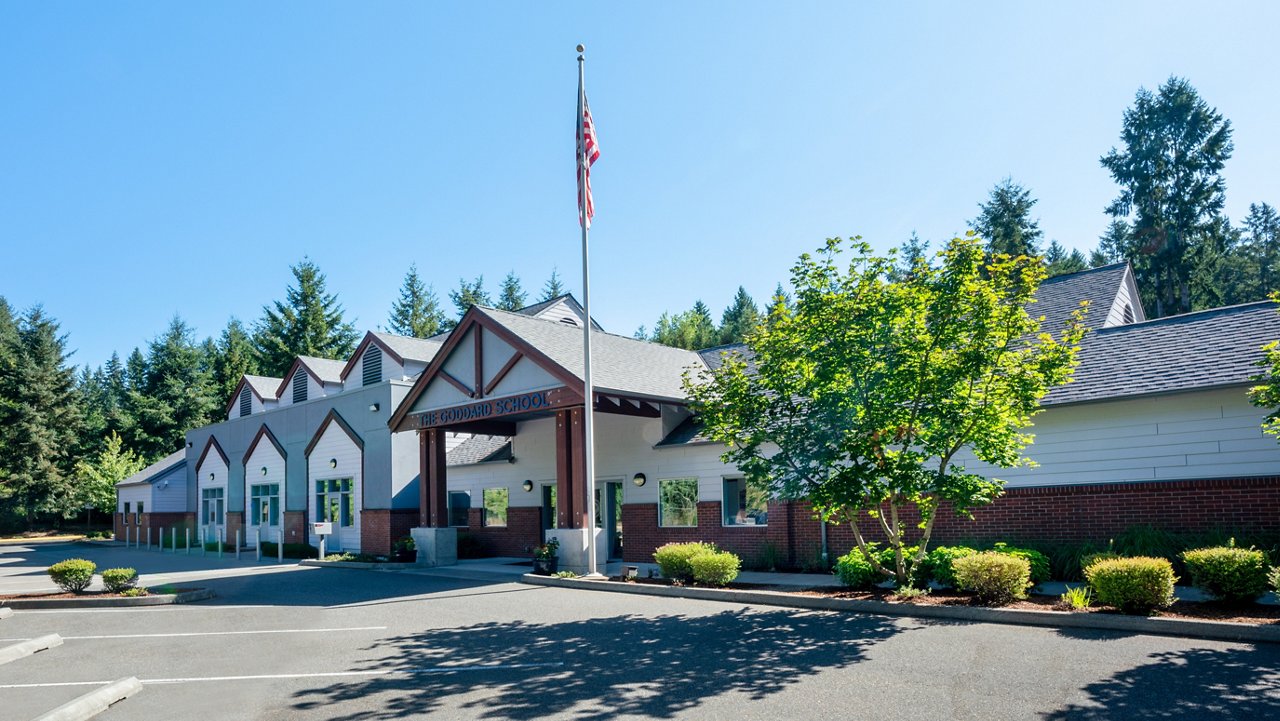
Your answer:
251,483 -> 281,526
123,502 -> 131,523
201,488 -> 225,525
448,491 -> 471,528
136,501 -> 144,524
658,478 -> 699,527
722,477 -> 769,526
482,488 -> 508,527
316,479 -> 355,527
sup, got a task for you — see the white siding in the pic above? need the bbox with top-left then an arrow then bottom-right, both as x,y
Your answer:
196,444 -> 229,538
117,485 -> 149,513
244,434 -> 286,546
308,423 -> 363,552
150,464 -> 188,513
1104,276 -> 1134,327
532,298 -> 586,327
356,346 -> 405,387
278,370 -> 326,407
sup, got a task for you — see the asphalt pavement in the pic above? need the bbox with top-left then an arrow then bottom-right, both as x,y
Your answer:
1,541 -> 1277,720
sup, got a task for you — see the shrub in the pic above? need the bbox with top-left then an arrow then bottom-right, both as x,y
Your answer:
834,547 -> 881,589
991,543 -> 1050,585
48,559 -> 96,593
893,586 -> 929,600
121,587 -> 149,597
1057,585 -> 1093,611
875,544 -> 922,584
653,542 -> 719,583
952,552 -> 1031,606
101,567 -> 139,593
1180,545 -> 1270,603
1270,566 -> 1280,593
690,550 -> 741,587
1081,551 -> 1122,576
922,545 -> 977,588
1085,556 -> 1176,614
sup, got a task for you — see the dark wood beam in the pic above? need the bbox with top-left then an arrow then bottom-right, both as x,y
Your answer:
595,394 -> 662,417
440,370 -> 475,398
474,327 -> 484,397
484,352 -> 523,396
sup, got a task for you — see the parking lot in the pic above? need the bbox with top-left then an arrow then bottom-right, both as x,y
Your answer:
2,541 -> 1278,720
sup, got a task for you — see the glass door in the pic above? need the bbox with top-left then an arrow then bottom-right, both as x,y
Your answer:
540,484 -> 557,542
201,487 -> 225,542
315,479 -> 353,551
595,482 -> 624,560
250,483 -> 280,547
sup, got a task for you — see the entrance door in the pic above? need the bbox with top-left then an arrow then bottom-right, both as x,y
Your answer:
540,483 -> 557,542
200,487 -> 225,543
315,479 -> 354,551
249,483 -> 280,548
595,481 -> 623,560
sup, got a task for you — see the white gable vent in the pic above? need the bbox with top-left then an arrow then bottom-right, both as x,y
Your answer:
559,317 -> 579,326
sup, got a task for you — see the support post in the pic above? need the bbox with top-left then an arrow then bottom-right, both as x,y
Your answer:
146,526 -> 151,551
159,527 -> 165,552
235,529 -> 241,560
171,527 -> 176,554
218,526 -> 224,559
277,530 -> 283,563
256,529 -> 261,561
412,428 -> 457,567
185,527 -> 191,555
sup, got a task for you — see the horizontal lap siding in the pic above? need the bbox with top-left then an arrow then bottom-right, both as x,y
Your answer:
308,423 -> 363,552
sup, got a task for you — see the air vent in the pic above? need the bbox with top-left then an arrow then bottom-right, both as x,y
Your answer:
239,387 -> 252,417
293,369 -> 308,404
1122,303 -> 1134,325
362,346 -> 383,386
559,317 -> 579,326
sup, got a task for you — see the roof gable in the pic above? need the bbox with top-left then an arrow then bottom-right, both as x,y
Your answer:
223,374 -> 283,415
275,356 -> 346,397
305,408 -> 365,457
116,450 -> 186,488
338,331 -> 444,382
195,436 -> 229,474
242,424 -> 287,466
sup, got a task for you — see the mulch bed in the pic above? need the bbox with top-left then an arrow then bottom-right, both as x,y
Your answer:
0,588 -> 195,601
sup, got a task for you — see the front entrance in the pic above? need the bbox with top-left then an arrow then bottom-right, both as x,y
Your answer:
249,483 -> 280,547
200,487 -> 225,543
315,478 -> 354,551
540,483 -> 557,543
595,481 -> 623,560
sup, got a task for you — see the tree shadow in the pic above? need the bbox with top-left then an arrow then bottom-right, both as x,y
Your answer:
290,608 -> 902,719
1044,643 -> 1280,720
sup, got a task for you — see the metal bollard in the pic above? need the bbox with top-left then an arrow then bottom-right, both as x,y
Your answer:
185,527 -> 191,555
200,526 -> 207,556
277,530 -> 283,564
235,529 -> 241,560
218,527 -> 224,559
146,527 -> 151,551
159,527 -> 165,552
255,529 -> 261,561
171,527 -> 176,554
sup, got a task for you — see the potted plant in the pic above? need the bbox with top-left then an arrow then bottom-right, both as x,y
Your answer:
392,535 -> 416,563
532,537 -> 560,575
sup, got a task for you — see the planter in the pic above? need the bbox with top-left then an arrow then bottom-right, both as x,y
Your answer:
532,557 -> 559,575
392,549 -> 416,563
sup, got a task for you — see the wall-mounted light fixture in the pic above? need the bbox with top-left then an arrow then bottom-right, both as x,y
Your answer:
522,479 -> 534,492
369,403 -> 380,412
187,441 -> 193,448
329,458 -> 338,469
261,466 -> 268,476
208,472 -> 215,481
632,473 -> 647,487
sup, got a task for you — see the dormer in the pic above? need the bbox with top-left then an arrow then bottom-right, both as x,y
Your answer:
340,331 -> 444,387
225,375 -> 282,420
517,293 -> 604,330
275,356 -> 346,406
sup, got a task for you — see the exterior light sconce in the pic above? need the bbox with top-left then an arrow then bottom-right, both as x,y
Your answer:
187,441 -> 193,448
261,466 -> 268,476
522,480 -> 534,492
369,403 -> 380,412
208,472 -> 215,481
329,459 -> 338,469
632,473 -> 647,487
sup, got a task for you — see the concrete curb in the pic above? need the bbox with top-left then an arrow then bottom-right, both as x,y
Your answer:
0,606 -> 12,620
33,676 -> 142,721
521,574 -> 1280,645
0,633 -> 62,666
0,589 -> 214,610
299,559 -> 416,571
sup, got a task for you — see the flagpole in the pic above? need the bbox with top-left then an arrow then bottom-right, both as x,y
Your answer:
577,44 -> 601,578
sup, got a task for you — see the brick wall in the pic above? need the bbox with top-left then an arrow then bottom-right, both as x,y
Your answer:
621,476 -> 1280,564
283,511 -> 307,546
464,507 -> 542,557
224,511 -> 244,548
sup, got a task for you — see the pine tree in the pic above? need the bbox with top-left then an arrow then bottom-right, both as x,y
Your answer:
497,271 -> 528,311
766,282 -> 794,321
1045,241 -> 1088,277
1092,221 -> 1131,267
387,264 -> 446,339
1101,77 -> 1234,317
0,307 -> 83,526
126,317 -> 220,460
541,268 -> 566,301
972,178 -> 1044,258
1231,203 -> 1280,303
444,276 -> 491,331
253,259 -> 359,375
125,348 -> 147,392
651,301 -> 719,350
719,287 -> 761,345
212,318 -> 259,400
0,297 -> 16,372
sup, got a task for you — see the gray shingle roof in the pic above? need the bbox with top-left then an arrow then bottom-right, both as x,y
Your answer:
244,375 -> 282,400
370,332 -> 444,365
116,450 -> 186,488
1034,263 -> 1129,335
1044,301 -> 1280,406
477,306 -> 707,402
446,435 -> 514,466
298,356 -> 347,384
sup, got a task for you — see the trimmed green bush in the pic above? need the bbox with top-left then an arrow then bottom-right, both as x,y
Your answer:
690,550 -> 741,587
1270,565 -> 1280,594
922,545 -> 977,588
834,548 -> 881,589
1180,546 -> 1270,602
653,542 -> 719,583
101,567 -> 139,593
952,552 -> 1031,605
1085,556 -> 1176,614
48,558 -> 97,593
121,587 -> 149,597
1080,551 -> 1122,575
991,543 -> 1050,585
874,544 -> 922,583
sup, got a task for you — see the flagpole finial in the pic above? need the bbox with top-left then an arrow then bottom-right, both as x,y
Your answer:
576,44 -> 585,53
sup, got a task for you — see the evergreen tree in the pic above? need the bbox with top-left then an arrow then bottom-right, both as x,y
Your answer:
540,268 -> 566,301
1091,220 -> 1131,267
1101,77 -> 1234,317
125,348 -> 147,392
387,264 -> 446,339
497,271 -> 528,312
765,282 -> 794,321
126,317 -> 220,460
652,301 -> 719,350
445,276 -> 491,330
719,287 -> 761,345
972,178 -> 1044,257
1225,203 -> 1280,304
1045,241 -> 1088,277
0,297 -> 16,372
0,307 -> 83,526
253,259 -> 359,375
212,318 -> 259,400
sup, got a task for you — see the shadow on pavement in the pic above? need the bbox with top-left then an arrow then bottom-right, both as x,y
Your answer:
289,608 -> 901,720
1043,643 -> 1280,720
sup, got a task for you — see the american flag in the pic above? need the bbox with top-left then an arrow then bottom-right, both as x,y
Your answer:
577,94 -> 600,228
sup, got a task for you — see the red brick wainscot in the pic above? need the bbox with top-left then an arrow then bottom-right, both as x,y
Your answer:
144,513 -> 196,546
283,510 -> 308,546
360,509 -> 420,556
464,507 -> 542,558
623,477 -> 1280,565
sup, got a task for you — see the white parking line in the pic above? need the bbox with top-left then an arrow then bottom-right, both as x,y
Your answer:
0,626 -> 386,642
0,662 -> 566,688
16,605 -> 277,614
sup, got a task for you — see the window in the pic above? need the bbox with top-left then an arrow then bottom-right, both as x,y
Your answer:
315,479 -> 355,528
293,368 -> 308,403
123,502 -> 131,523
448,491 -> 471,528
658,478 -> 699,527
201,488 -> 225,525
251,483 -> 280,526
362,346 -> 383,386
483,488 -> 508,527
722,477 -> 769,526
239,387 -> 252,417
136,501 -> 144,524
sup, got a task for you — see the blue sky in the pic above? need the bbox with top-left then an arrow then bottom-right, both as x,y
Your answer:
3,2 -> 1278,369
